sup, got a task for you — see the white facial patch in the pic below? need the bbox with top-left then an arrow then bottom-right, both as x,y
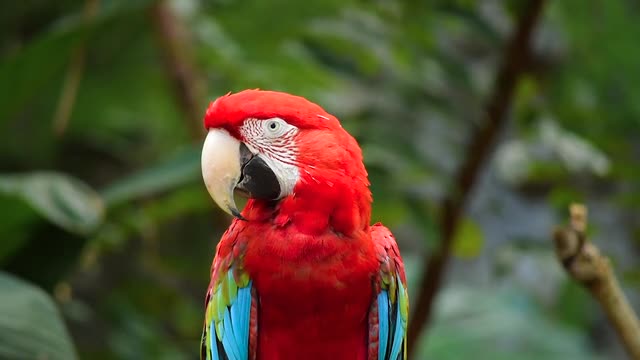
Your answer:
240,118 -> 300,198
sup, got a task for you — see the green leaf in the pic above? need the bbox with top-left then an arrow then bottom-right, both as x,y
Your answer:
0,172 -> 104,234
0,271 -> 77,360
101,146 -> 201,206
452,217 -> 484,258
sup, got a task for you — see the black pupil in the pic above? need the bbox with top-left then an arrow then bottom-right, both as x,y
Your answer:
270,122 -> 277,129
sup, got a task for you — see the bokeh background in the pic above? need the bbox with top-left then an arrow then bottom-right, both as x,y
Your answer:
1,0 -> 639,359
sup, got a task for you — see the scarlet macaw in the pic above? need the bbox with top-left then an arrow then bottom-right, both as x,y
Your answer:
200,90 -> 408,360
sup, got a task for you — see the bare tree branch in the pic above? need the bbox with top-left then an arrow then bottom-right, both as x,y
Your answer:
407,0 -> 547,356
150,0 -> 206,142
53,0 -> 100,136
553,204 -> 640,360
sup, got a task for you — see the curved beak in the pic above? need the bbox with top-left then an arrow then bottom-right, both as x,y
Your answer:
201,129 -> 281,220
201,129 -> 245,219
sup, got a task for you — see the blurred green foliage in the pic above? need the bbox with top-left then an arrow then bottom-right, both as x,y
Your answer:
1,0 -> 639,359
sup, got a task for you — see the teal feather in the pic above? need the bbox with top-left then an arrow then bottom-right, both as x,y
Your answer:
389,297 -> 404,360
209,322 -> 220,360
378,291 -> 390,359
234,283 -> 251,356
205,270 -> 252,360
223,308 -> 241,360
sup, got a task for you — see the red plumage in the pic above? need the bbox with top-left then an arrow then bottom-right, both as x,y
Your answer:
202,90 -> 407,360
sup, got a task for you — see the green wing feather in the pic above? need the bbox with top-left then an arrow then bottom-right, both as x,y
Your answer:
201,254 -> 253,360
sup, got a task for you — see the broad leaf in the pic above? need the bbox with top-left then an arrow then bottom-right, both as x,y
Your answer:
0,172 -> 104,234
0,271 -> 77,360
101,146 -> 201,206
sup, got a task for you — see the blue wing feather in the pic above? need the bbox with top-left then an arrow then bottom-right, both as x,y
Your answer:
377,275 -> 408,360
223,308 -> 241,360
237,286 -> 251,354
372,224 -> 408,360
204,280 -> 252,360
230,306 -> 242,350
378,291 -> 390,359
229,286 -> 251,360
210,322 -> 220,360
389,281 -> 405,359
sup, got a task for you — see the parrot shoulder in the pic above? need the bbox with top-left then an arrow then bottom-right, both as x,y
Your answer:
201,221 -> 257,360
369,223 -> 408,360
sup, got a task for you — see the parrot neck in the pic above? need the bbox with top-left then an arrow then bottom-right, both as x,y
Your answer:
243,167 -> 371,237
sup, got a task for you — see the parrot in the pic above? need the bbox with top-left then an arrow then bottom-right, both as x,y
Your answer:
199,89 -> 408,360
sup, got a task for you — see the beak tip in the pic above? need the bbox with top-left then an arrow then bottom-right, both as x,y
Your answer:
230,208 -> 247,221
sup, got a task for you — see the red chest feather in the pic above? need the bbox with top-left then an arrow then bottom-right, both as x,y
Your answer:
238,222 -> 378,360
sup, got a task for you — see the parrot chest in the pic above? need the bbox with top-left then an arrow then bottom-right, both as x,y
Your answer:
242,227 -> 378,359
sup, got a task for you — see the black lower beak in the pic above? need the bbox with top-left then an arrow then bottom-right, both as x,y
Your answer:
236,143 -> 281,200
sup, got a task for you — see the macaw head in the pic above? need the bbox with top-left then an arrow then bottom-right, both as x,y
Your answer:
201,89 -> 371,235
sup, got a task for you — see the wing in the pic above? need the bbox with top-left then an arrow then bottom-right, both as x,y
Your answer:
201,224 -> 257,360
369,223 -> 409,360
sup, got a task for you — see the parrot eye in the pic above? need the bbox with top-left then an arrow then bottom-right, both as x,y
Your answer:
263,118 -> 289,138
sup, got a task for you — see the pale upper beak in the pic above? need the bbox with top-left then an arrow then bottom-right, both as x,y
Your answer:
201,129 -> 282,219
201,129 -> 244,218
